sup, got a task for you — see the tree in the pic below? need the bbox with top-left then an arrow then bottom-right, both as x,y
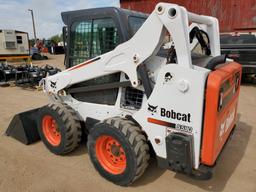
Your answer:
49,34 -> 63,45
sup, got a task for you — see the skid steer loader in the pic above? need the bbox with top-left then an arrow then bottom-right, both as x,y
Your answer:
6,3 -> 242,186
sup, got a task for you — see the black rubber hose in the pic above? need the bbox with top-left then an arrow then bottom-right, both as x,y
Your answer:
205,54 -> 227,70
189,26 -> 211,55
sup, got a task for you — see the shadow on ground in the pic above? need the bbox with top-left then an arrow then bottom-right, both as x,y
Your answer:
67,141 -> 88,157
133,158 -> 166,186
174,114 -> 252,192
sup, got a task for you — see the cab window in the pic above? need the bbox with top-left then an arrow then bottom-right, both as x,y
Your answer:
128,16 -> 146,36
69,18 -> 119,66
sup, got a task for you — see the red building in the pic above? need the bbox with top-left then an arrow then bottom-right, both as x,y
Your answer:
120,0 -> 256,32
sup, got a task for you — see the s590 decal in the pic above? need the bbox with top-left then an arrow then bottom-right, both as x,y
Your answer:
147,117 -> 193,133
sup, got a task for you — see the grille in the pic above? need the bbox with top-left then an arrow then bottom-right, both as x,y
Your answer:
5,41 -> 16,49
121,87 -> 144,110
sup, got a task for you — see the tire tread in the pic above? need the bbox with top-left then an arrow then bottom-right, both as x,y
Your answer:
45,103 -> 82,154
103,117 -> 150,184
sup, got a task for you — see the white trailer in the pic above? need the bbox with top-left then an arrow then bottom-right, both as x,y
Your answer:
0,30 -> 29,59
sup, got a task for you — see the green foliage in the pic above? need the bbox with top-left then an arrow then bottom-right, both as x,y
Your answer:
49,34 -> 63,44
29,39 -> 36,47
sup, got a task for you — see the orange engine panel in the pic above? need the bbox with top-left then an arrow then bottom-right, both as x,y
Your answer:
201,62 -> 242,166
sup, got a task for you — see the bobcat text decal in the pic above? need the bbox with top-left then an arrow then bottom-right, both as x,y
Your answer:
160,108 -> 191,123
147,104 -> 191,123
147,104 -> 193,133
219,108 -> 236,139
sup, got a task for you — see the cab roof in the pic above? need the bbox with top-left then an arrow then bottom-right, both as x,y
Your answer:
61,7 -> 148,25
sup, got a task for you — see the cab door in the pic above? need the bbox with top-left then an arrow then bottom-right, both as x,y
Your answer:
67,18 -> 120,68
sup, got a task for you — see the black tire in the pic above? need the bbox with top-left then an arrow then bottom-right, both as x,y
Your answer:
37,102 -> 82,155
32,53 -> 41,60
87,117 -> 150,186
42,56 -> 48,60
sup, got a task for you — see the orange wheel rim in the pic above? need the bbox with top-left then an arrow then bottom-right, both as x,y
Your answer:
95,135 -> 127,175
42,115 -> 61,146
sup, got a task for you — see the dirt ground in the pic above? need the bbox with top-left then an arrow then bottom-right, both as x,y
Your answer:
0,54 -> 255,192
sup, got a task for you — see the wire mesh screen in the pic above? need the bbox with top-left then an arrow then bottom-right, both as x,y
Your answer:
91,19 -> 119,58
70,21 -> 91,66
69,18 -> 119,66
120,87 -> 144,110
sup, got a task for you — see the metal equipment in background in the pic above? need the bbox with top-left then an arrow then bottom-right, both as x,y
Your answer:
220,33 -> 256,83
0,63 -> 61,87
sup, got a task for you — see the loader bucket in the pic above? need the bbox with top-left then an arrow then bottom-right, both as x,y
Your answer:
6,108 -> 41,145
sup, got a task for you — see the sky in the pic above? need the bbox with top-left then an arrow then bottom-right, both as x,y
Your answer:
0,0 -> 120,39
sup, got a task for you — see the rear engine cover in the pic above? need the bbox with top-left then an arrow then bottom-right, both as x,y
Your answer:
201,62 -> 242,166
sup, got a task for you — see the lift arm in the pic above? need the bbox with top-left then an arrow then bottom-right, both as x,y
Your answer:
42,3 -> 220,95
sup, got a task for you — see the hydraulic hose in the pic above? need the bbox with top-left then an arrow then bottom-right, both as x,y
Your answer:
205,55 -> 227,70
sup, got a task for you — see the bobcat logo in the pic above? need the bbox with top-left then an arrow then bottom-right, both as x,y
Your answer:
148,103 -> 158,115
164,72 -> 173,84
50,81 -> 57,89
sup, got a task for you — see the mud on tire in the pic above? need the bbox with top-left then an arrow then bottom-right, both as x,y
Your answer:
37,102 -> 82,155
87,117 -> 150,186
